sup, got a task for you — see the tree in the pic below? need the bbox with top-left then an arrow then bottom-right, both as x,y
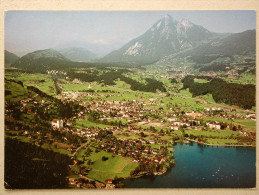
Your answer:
140,132 -> 146,137
102,156 -> 108,161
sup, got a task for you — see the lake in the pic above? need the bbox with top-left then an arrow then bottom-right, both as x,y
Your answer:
123,142 -> 256,188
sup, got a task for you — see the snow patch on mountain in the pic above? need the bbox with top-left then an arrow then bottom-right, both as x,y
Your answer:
156,21 -> 161,29
124,42 -> 142,56
101,14 -> 214,63
181,19 -> 193,29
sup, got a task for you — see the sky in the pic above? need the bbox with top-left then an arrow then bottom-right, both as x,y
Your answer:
5,10 -> 256,56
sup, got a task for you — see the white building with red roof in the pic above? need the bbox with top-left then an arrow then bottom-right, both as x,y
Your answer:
51,119 -> 63,129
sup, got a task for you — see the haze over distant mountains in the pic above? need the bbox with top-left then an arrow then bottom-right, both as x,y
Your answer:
58,47 -> 98,62
8,14 -> 255,70
4,50 -> 20,67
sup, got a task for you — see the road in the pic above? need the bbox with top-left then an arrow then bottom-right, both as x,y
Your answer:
71,140 -> 89,158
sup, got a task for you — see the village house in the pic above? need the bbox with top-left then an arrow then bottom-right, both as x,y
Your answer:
189,118 -> 201,125
212,106 -> 222,111
68,178 -> 76,185
95,181 -> 106,189
51,119 -> 64,129
66,120 -> 73,126
246,113 -> 256,119
105,184 -> 115,189
173,121 -> 181,126
105,178 -> 113,184
168,117 -> 178,122
170,126 -> 180,130
204,107 -> 211,111
185,111 -> 203,118
206,121 -> 221,130
149,140 -> 155,144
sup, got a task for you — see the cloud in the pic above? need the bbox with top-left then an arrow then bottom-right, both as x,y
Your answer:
92,39 -> 110,45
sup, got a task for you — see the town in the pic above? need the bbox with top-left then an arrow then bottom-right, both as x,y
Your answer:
5,65 -> 256,188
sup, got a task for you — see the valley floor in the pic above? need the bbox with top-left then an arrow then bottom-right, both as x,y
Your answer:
4,67 -> 256,189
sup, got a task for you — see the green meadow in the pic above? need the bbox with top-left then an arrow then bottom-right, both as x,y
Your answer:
185,129 -> 240,138
75,146 -> 138,183
74,116 -> 111,129
194,78 -> 209,83
5,80 -> 33,102
7,73 -> 56,95
233,119 -> 256,131
206,138 -> 238,145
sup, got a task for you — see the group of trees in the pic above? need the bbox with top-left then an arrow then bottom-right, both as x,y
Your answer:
199,63 -> 231,72
130,154 -> 174,177
67,69 -> 166,93
5,78 -> 24,87
5,138 -> 72,189
170,78 -> 178,84
120,76 -> 166,93
181,75 -> 255,109
6,79 -> 86,147
52,78 -> 61,94
130,162 -> 158,175
96,130 -> 114,140
27,84 -> 83,119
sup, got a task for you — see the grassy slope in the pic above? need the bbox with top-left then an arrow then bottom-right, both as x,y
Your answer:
233,119 -> 256,131
76,147 -> 138,183
5,80 -> 31,102
8,73 -> 56,96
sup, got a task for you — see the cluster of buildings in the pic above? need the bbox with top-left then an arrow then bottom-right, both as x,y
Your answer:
99,137 -> 170,168
68,176 -> 115,189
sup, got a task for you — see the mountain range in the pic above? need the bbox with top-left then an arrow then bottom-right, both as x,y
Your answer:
5,50 -> 20,67
9,15 -> 255,71
100,15 -> 220,64
58,47 -> 98,62
11,49 -> 71,72
155,29 -> 256,66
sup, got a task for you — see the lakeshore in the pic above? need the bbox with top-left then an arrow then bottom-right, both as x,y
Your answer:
122,142 -> 256,188
184,138 -> 255,147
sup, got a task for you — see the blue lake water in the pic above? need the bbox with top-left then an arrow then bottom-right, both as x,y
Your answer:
123,143 -> 256,188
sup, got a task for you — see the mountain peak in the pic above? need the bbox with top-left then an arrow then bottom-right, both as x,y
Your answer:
161,14 -> 175,25
5,50 -> 20,67
58,47 -> 98,62
163,14 -> 172,20
24,49 -> 70,61
151,14 -> 176,31
180,18 -> 193,29
100,15 -> 213,64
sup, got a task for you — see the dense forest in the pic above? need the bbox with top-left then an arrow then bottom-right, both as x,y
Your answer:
5,138 -> 72,189
181,75 -> 255,109
189,55 -> 222,64
27,85 -> 83,119
199,63 -> 231,72
11,57 -> 137,74
67,69 -> 166,93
